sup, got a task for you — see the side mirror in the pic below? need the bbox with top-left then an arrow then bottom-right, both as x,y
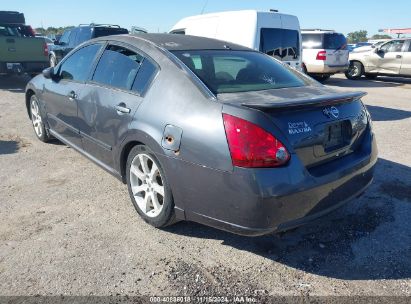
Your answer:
54,40 -> 61,45
42,67 -> 55,79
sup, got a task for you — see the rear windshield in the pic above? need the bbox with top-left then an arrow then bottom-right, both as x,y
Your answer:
260,28 -> 300,61
93,27 -> 129,38
323,33 -> 347,50
302,33 -> 347,50
0,24 -> 34,37
172,50 -> 309,94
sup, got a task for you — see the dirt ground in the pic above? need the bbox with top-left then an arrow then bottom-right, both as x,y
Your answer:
0,74 -> 410,298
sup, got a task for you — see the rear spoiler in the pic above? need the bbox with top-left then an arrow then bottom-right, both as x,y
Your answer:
241,91 -> 367,111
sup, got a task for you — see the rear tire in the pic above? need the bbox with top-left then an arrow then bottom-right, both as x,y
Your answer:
126,145 -> 176,228
345,61 -> 363,80
313,75 -> 331,82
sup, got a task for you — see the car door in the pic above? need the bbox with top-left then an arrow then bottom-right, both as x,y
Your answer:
43,43 -> 103,149
399,40 -> 411,76
374,40 -> 405,74
78,43 -> 158,168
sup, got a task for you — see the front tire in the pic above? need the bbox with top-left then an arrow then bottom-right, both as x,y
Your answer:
345,61 -> 364,80
126,145 -> 176,228
30,95 -> 51,142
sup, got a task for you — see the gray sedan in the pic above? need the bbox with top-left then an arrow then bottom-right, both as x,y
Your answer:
25,34 -> 377,236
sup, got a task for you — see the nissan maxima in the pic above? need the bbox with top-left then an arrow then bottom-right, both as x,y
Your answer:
25,34 -> 377,236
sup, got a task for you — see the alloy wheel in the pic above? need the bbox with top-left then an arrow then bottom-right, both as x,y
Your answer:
129,153 -> 165,218
31,98 -> 43,138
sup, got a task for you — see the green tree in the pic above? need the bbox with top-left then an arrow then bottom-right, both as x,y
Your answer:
347,30 -> 368,44
371,34 -> 392,40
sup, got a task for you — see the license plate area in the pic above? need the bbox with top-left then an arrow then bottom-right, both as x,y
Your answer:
323,120 -> 351,152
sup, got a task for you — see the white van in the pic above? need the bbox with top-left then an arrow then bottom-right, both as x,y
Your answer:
170,10 -> 302,70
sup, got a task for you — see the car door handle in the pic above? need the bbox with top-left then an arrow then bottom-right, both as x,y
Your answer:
68,91 -> 77,101
115,103 -> 131,114
396,55 -> 402,59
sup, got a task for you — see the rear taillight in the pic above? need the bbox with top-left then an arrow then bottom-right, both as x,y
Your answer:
316,50 -> 327,61
223,114 -> 290,168
43,41 -> 49,57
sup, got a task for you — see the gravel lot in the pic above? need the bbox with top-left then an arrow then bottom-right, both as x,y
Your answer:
0,74 -> 410,297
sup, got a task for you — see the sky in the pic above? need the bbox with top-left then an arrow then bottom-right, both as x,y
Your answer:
3,0 -> 411,37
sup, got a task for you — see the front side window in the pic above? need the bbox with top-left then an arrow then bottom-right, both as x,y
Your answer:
76,27 -> 92,45
380,40 -> 405,53
58,44 -> 102,82
92,45 -> 144,91
260,28 -> 300,61
59,30 -> 71,45
172,50 -> 310,94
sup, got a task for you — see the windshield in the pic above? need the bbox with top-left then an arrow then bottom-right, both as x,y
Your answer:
93,27 -> 129,38
260,28 -> 300,61
172,50 -> 309,94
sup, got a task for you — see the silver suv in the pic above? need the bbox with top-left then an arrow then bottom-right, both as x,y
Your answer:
345,39 -> 411,79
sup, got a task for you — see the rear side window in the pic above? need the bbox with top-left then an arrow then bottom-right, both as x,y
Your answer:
92,44 -> 156,94
302,34 -> 323,49
93,27 -> 129,38
260,28 -> 300,60
323,33 -> 347,50
131,59 -> 157,94
58,44 -> 102,82
172,50 -> 309,94
93,45 -> 143,90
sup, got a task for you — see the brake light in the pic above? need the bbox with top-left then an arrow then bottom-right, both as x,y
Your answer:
316,51 -> 327,61
43,41 -> 49,57
223,114 -> 290,168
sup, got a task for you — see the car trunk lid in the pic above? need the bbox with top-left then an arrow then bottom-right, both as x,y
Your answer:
218,86 -> 369,170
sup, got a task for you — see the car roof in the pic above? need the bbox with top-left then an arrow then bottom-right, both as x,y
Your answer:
93,33 -> 253,51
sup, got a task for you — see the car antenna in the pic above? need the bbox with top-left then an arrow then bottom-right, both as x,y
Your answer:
201,0 -> 209,14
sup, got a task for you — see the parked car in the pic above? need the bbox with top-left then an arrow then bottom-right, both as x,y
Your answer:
26,34 -> 377,236
345,38 -> 411,79
170,10 -> 302,71
301,29 -> 349,81
0,11 -> 49,76
49,23 -> 128,67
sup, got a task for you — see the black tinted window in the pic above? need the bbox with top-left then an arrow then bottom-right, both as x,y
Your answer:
260,28 -> 300,60
59,44 -> 102,82
92,45 -> 143,90
302,34 -> 323,49
173,50 -> 310,94
323,33 -> 347,50
93,27 -> 128,38
132,59 -> 157,94
76,27 -> 92,45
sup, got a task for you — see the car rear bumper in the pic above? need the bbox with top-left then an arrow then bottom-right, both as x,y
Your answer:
165,128 -> 377,236
306,63 -> 349,75
0,61 -> 49,75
